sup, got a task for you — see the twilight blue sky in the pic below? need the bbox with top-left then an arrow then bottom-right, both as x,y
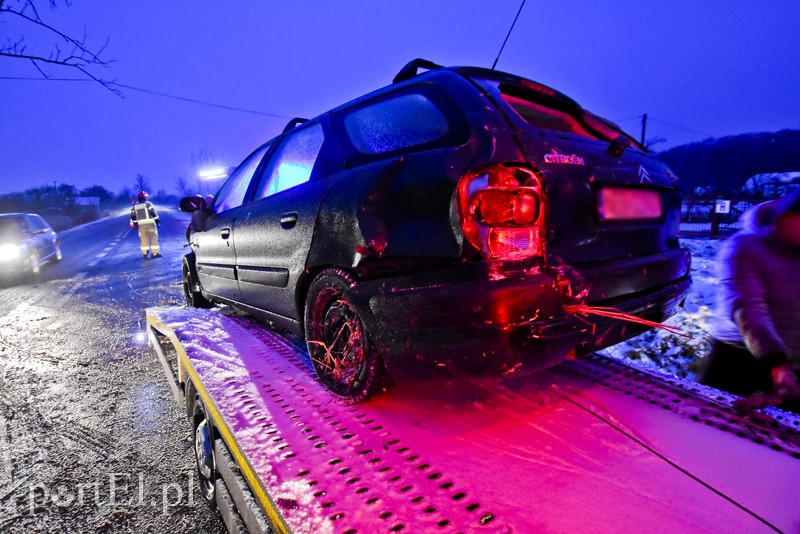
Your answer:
1,1 -> 799,195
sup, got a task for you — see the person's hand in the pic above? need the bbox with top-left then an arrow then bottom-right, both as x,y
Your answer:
771,363 -> 800,400
129,221 -> 135,228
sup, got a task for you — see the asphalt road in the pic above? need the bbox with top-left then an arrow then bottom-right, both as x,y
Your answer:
0,208 -> 225,532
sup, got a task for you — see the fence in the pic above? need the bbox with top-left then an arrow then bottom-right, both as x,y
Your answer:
679,198 -> 758,237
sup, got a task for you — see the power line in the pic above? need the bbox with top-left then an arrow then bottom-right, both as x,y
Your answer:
1,75 -> 719,139
647,117 -> 714,138
0,76 -> 293,119
492,0 -> 527,70
613,115 -> 644,123
613,113 -> 714,139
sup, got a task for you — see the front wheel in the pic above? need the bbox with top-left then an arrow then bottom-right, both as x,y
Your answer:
183,255 -> 212,308
193,394 -> 217,509
304,269 -> 387,402
27,251 -> 40,279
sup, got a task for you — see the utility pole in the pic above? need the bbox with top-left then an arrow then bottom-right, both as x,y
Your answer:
640,113 -> 648,146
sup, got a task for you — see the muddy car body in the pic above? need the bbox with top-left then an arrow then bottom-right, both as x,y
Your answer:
181,59 -> 691,400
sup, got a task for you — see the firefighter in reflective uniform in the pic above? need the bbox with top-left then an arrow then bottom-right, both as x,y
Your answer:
130,191 -> 161,258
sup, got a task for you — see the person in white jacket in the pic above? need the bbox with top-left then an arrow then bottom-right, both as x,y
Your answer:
699,190 -> 800,409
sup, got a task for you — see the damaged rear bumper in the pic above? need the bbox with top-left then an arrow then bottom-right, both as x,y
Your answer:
347,249 -> 691,378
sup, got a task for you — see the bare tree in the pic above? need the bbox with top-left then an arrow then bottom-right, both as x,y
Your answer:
190,147 -> 217,172
0,0 -> 118,94
175,176 -> 192,198
79,184 -> 114,203
645,136 -> 667,151
116,186 -> 133,204
190,147 -> 220,195
133,174 -> 150,194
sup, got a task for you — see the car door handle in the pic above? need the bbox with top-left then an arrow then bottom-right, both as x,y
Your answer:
220,228 -> 231,239
280,213 -> 298,229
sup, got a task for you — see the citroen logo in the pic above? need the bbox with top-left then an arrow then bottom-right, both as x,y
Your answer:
638,165 -> 652,184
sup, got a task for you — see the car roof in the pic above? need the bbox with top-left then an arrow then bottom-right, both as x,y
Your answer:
276,59 -> 642,152
0,213 -> 50,224
393,59 -> 579,107
0,213 -> 45,218
281,59 -> 580,134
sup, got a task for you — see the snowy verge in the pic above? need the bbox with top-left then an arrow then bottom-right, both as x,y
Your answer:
599,238 -> 720,380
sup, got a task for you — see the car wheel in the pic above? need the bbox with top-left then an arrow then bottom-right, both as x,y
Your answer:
27,251 -> 40,279
304,269 -> 387,402
193,394 -> 217,509
183,255 -> 212,308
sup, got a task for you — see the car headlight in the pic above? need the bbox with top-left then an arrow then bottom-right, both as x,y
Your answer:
0,243 -> 22,262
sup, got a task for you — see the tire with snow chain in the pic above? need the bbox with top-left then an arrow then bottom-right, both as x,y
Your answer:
183,254 -> 212,308
193,393 -> 217,510
304,269 -> 387,402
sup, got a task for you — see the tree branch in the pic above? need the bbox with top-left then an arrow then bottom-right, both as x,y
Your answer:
0,1 -> 118,95
2,7 -> 106,64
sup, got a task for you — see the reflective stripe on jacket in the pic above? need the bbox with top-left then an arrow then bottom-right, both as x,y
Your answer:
131,202 -> 159,225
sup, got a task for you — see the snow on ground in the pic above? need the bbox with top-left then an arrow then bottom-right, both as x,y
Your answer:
600,238 -> 721,380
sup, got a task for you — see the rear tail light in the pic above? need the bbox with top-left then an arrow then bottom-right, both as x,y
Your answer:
457,164 -> 545,261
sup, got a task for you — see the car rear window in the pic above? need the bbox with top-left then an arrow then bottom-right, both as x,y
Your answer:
493,82 -> 640,147
344,93 -> 449,155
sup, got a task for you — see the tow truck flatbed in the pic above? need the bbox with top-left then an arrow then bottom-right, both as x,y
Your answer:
147,306 -> 800,533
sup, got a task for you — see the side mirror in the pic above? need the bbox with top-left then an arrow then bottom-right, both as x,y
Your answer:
179,196 -> 207,213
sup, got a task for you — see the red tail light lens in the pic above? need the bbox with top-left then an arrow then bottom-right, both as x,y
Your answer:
471,189 -> 539,227
457,165 -> 545,261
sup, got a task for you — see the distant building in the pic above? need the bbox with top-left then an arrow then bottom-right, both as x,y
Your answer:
71,196 -> 101,218
73,196 -> 100,207
742,172 -> 800,198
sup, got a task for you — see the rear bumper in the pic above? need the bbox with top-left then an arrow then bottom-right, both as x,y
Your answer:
347,249 -> 691,378
527,275 -> 691,354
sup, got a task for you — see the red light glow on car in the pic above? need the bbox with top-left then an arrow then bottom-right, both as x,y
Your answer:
458,165 -> 545,261
519,79 -> 558,98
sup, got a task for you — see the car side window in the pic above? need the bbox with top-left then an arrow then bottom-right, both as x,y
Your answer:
254,122 -> 324,199
26,216 -> 40,233
29,215 -> 49,233
344,93 -> 449,155
213,143 -> 271,213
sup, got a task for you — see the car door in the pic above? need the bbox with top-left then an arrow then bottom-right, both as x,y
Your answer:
193,143 -> 271,301
233,121 -> 328,322
23,215 -> 50,261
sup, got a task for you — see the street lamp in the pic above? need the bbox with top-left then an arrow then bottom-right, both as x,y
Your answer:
197,167 -> 230,196
198,168 -> 228,180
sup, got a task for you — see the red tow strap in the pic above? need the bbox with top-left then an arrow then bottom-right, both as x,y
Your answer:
564,303 -> 691,339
